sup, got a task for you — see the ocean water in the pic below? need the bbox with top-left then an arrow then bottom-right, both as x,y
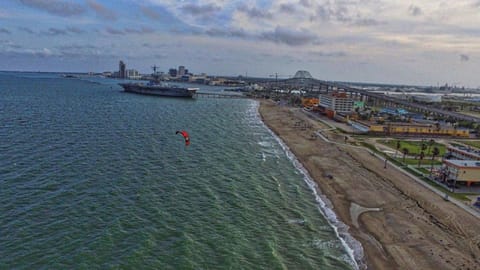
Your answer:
0,72 -> 360,269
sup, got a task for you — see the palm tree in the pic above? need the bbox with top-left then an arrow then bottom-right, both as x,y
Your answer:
430,147 -> 440,176
417,151 -> 425,168
402,148 -> 409,164
427,139 -> 435,156
421,141 -> 427,155
395,140 -> 401,159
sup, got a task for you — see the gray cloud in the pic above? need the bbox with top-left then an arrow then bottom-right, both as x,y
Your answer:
140,6 -> 161,20
260,26 -> 318,46
205,28 -> 248,38
18,27 -> 35,34
0,28 -> 11,34
237,4 -> 273,19
299,0 -> 312,8
124,27 -> 155,34
17,0 -> 86,17
87,0 -> 116,20
44,27 -> 68,36
311,51 -> 347,57
408,5 -> 422,16
36,27 -> 85,36
106,27 -> 123,35
180,3 -> 220,16
279,4 -> 296,13
142,43 -> 168,49
0,40 -> 21,49
353,18 -> 383,27
153,53 -> 168,59
460,54 -> 469,62
313,4 -> 350,23
66,26 -> 85,34
57,44 -> 97,50
105,27 -> 154,35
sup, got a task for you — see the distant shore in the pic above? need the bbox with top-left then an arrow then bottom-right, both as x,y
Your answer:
258,99 -> 480,270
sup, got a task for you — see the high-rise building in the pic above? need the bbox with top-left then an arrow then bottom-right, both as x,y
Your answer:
178,66 -> 185,76
169,68 -> 177,77
119,60 -> 126,79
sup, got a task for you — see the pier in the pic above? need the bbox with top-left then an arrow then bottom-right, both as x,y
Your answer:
194,92 -> 250,99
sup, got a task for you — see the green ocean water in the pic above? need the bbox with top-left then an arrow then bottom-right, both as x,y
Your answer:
0,72 -> 361,269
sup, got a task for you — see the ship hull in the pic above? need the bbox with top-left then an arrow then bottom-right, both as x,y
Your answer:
119,83 -> 197,98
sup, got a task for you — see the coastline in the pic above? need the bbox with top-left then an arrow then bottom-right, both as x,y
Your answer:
262,110 -> 364,269
258,99 -> 480,270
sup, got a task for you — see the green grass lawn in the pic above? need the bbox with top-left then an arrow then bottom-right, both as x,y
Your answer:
459,140 -> 480,149
396,158 -> 443,166
365,141 -> 470,201
380,139 -> 446,157
417,167 -> 433,174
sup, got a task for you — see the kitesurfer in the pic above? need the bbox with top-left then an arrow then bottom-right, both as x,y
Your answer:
176,130 -> 190,146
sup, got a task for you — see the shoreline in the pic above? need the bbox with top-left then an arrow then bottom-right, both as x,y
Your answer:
262,112 -> 364,269
257,99 -> 480,270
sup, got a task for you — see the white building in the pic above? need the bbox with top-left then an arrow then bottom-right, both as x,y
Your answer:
319,92 -> 354,114
126,69 -> 141,79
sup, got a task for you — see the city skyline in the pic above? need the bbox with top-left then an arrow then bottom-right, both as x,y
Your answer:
1,0 -> 480,87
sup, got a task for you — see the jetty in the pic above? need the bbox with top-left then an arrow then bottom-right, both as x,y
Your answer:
194,92 -> 250,99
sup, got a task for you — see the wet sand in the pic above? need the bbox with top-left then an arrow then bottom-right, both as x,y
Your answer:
258,99 -> 480,270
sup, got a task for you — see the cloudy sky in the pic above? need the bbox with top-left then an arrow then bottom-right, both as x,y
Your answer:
1,0 -> 479,87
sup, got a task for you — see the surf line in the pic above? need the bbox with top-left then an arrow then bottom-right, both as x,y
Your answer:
255,101 -> 364,270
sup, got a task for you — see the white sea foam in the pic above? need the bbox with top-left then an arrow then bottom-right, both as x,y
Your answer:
311,239 -> 342,250
287,218 -> 306,225
258,141 -> 272,147
253,100 -> 365,270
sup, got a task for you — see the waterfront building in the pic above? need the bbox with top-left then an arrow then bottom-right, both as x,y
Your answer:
168,68 -> 177,77
119,60 -> 126,79
178,66 -> 185,76
126,69 -> 141,79
446,146 -> 480,161
102,71 -> 112,77
319,92 -> 354,114
442,160 -> 480,187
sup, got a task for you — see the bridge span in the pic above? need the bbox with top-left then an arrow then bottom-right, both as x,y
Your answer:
259,77 -> 480,123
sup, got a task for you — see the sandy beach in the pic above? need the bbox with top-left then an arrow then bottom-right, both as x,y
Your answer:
258,99 -> 480,270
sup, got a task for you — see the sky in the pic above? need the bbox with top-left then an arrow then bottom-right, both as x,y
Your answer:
1,0 -> 480,87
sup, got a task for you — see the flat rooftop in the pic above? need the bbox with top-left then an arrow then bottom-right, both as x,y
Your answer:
444,159 -> 480,168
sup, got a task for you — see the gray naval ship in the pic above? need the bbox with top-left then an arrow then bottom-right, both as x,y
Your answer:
119,81 -> 198,98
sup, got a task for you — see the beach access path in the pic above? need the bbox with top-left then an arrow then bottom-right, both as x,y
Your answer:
258,99 -> 480,270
